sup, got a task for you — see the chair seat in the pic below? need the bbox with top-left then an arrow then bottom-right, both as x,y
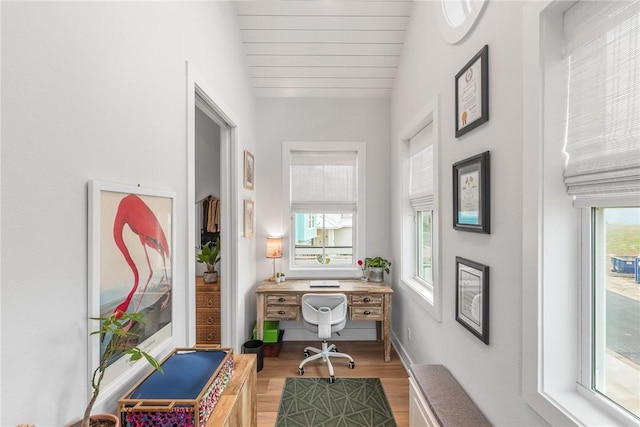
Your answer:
298,293 -> 355,382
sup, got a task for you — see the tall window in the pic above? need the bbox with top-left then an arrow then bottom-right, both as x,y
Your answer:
400,99 -> 440,320
564,0 -> 640,419
284,142 -> 366,273
409,125 -> 434,286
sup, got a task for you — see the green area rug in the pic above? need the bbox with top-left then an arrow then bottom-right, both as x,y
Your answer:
276,377 -> 397,427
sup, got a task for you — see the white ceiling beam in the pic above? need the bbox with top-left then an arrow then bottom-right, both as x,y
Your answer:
241,29 -> 406,44
250,66 -> 397,78
237,15 -> 409,31
252,77 -> 393,88
243,42 -> 402,56
253,87 -> 392,98
235,1 -> 412,17
245,55 -> 400,67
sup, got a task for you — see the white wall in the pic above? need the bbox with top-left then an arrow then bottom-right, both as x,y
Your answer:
255,97 -> 391,340
390,1 -> 546,425
1,2 -> 256,425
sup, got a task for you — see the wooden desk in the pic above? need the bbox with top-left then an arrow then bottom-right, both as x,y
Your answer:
255,280 -> 393,362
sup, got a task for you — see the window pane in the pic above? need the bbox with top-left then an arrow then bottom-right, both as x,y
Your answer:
293,213 -> 353,266
416,211 -> 432,283
594,207 -> 640,418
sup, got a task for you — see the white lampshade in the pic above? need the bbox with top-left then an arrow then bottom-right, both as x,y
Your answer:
266,236 -> 282,258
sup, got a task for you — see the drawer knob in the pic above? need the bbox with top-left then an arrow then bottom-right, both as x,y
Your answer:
206,299 -> 214,307
364,310 -> 371,315
278,310 -> 286,315
363,297 -> 371,303
206,333 -> 213,340
278,297 -> 286,302
206,317 -> 214,324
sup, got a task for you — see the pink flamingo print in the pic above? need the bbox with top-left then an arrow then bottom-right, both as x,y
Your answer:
111,194 -> 171,319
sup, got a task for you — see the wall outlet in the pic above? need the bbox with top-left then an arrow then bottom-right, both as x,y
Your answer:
408,327 -> 412,342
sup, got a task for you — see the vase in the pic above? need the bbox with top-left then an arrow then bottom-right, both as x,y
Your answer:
65,413 -> 120,427
203,271 -> 218,283
367,267 -> 384,283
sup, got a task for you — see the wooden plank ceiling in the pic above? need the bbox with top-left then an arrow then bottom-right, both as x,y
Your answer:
235,0 -> 413,98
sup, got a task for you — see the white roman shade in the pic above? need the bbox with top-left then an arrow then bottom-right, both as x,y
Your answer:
562,0 -> 640,201
409,124 -> 434,211
290,150 -> 357,212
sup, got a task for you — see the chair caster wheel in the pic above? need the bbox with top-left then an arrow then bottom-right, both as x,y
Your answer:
303,351 -> 310,358
329,375 -> 336,384
349,361 -> 355,369
298,368 -> 305,375
331,347 -> 338,353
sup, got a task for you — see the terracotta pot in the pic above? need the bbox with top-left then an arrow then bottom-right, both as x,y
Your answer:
66,413 -> 120,427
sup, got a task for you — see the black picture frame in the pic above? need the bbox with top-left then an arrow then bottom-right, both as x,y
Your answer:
453,151 -> 490,233
455,45 -> 489,138
455,257 -> 489,344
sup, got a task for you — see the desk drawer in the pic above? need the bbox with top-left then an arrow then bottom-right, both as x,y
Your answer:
267,294 -> 299,305
266,306 -> 299,320
350,294 -> 383,306
197,291 -> 220,308
350,307 -> 383,320
196,308 -> 220,326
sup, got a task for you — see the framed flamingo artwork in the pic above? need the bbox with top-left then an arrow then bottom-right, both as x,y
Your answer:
88,180 -> 175,394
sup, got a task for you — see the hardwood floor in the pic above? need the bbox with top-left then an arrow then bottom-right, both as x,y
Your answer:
256,340 -> 409,427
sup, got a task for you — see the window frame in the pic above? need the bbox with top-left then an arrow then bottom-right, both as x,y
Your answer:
522,1 -> 638,425
282,141 -> 366,279
399,95 -> 441,321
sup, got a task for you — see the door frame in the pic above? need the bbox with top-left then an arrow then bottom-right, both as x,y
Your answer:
186,61 -> 239,351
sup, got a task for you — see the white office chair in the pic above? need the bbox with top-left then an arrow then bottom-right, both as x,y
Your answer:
297,293 -> 355,383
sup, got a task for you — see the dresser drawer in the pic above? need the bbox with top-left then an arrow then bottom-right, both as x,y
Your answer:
196,291 -> 220,308
350,294 -> 383,306
350,306 -> 383,321
266,306 -> 299,321
196,327 -> 221,343
196,308 -> 220,326
267,294 -> 299,305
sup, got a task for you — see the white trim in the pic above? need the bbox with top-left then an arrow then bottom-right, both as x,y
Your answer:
186,61 -> 240,352
398,95 -> 441,321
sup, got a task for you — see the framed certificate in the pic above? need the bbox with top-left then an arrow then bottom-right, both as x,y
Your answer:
453,151 -> 490,233
455,257 -> 489,344
455,45 -> 489,137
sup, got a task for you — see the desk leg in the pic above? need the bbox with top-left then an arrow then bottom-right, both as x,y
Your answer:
383,294 -> 392,362
256,293 -> 265,341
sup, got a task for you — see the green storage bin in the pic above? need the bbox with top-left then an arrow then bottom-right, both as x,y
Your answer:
253,320 -> 280,343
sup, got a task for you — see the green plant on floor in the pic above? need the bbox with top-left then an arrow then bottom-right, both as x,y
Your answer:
82,312 -> 163,427
364,256 -> 392,274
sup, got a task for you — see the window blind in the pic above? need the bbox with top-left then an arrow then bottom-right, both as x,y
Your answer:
290,150 -> 357,212
410,124 -> 434,211
563,0 -> 640,201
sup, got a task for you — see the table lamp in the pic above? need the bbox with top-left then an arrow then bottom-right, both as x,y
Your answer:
266,236 -> 282,280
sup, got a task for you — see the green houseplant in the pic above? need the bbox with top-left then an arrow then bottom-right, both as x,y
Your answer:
197,237 -> 221,283
75,312 -> 163,427
364,257 -> 392,283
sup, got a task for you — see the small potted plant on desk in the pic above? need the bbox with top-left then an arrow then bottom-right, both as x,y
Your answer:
68,312 -> 163,427
364,257 -> 392,283
197,237 -> 221,284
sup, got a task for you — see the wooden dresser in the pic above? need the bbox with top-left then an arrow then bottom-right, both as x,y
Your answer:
196,276 -> 221,345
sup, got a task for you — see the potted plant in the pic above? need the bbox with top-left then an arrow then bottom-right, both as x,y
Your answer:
197,237 -> 221,283
68,312 -> 164,427
364,257 -> 392,283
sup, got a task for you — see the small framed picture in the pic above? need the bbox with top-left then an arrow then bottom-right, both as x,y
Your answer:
453,151 -> 490,234
243,200 -> 254,237
244,150 -> 255,191
455,257 -> 489,344
455,45 -> 489,138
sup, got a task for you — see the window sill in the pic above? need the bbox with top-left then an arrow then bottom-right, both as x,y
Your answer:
400,277 -> 441,322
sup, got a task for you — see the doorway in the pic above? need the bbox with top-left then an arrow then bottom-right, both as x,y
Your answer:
187,63 -> 239,351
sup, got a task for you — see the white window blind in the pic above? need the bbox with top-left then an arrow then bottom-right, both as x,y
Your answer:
409,124 -> 434,211
563,0 -> 640,200
290,150 -> 357,212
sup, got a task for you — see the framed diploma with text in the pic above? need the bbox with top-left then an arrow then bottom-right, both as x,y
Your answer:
455,257 -> 489,344
453,151 -> 490,233
455,45 -> 489,138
